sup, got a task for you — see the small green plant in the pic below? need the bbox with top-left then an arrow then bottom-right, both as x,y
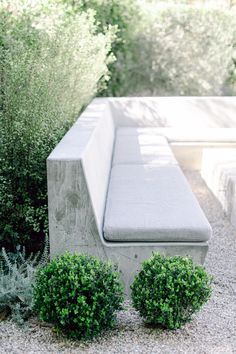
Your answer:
131,253 -> 212,329
33,253 -> 124,339
0,237 -> 49,324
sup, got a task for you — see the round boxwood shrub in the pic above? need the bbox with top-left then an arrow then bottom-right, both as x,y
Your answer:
33,253 -> 124,339
131,253 -> 212,330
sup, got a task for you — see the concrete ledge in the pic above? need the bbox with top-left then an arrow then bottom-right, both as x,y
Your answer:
201,149 -> 236,227
172,143 -> 236,170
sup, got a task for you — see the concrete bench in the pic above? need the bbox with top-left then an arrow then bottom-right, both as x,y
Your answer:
47,98 -> 214,295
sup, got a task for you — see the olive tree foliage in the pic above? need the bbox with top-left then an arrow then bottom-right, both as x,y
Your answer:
0,1 -> 115,250
60,0 -> 141,96
140,0 -> 236,7
122,5 -> 236,96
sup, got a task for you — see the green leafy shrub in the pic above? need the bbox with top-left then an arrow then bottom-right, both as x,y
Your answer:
61,0 -> 140,95
0,237 -> 49,324
0,3 -> 115,251
131,253 -> 212,329
33,253 -> 124,339
120,5 -> 236,96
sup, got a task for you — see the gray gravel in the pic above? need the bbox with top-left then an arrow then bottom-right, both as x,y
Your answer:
0,170 -> 236,354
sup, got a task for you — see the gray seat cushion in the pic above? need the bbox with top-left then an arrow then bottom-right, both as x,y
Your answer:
103,164 -> 212,242
113,128 -> 177,166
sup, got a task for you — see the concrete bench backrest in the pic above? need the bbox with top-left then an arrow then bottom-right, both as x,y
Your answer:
81,100 -> 115,236
47,99 -> 115,239
108,97 -> 236,129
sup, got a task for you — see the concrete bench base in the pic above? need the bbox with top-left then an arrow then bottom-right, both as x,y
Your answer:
57,242 -> 208,296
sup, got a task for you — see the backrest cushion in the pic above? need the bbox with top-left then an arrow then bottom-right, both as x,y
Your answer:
81,101 -> 115,236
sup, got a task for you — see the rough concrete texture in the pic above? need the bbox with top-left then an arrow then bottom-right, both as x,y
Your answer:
1,170 -> 235,354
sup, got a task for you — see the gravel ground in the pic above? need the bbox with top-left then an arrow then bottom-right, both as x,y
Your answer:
0,170 -> 236,354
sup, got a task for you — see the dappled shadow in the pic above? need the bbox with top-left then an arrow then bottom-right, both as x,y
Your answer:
193,98 -> 236,127
110,97 -> 236,129
111,98 -> 168,127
